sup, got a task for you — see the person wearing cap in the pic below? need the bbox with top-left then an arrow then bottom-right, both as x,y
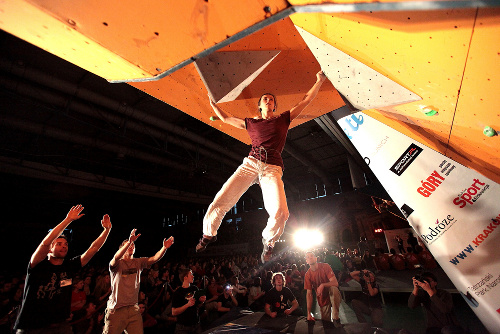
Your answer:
14,204 -> 112,334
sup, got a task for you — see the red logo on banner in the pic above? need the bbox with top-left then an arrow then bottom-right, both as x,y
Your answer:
452,179 -> 489,208
417,170 -> 445,197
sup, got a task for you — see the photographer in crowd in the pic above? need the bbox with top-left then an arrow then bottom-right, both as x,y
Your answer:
216,284 -> 238,316
408,272 -> 463,334
349,270 -> 384,328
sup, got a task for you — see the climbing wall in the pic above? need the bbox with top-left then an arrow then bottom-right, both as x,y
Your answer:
0,1 -> 498,181
290,8 -> 500,183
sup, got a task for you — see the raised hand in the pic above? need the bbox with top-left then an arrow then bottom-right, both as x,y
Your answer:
129,229 -> 141,243
316,70 -> 327,82
101,214 -> 112,230
163,236 -> 174,249
208,94 -> 216,107
66,204 -> 85,221
412,277 -> 419,288
418,280 -> 432,292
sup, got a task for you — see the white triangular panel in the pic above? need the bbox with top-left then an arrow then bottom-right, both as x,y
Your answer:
295,26 -> 421,110
194,51 -> 280,103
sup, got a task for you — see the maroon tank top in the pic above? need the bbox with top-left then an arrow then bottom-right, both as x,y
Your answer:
245,110 -> 291,170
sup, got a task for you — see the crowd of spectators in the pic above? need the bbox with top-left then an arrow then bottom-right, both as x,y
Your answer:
0,236 -> 443,334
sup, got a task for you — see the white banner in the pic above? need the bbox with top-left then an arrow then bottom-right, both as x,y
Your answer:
338,112 -> 500,332
383,228 -> 415,254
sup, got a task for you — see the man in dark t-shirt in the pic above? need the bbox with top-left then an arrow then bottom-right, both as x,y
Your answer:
264,272 -> 300,317
349,270 -> 383,328
172,269 -> 206,334
216,285 -> 238,317
14,205 -> 112,333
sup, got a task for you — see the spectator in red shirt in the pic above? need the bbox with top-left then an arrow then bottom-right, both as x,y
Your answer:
71,278 -> 87,313
304,252 -> 342,328
416,246 -> 438,269
405,247 -> 421,270
374,250 -> 390,271
389,249 -> 406,271
139,301 -> 158,332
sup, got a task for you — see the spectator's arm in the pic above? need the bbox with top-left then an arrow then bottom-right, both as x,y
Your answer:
197,295 -> 206,307
408,291 -> 420,309
217,301 -> 231,313
264,303 -> 275,317
350,271 -> 361,282
172,298 -> 195,316
366,281 -> 379,296
206,294 -> 218,303
306,289 -> 314,319
430,291 -> 454,313
80,214 -> 112,266
31,205 -> 84,268
324,272 -> 339,288
147,236 -> 174,266
110,242 -> 130,268
230,292 -> 238,306
284,299 -> 299,315
110,229 -> 141,267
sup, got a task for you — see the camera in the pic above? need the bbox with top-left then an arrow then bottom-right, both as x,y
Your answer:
359,271 -> 371,283
414,275 -> 427,284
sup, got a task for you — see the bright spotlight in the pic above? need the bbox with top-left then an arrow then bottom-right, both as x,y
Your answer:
293,229 -> 324,250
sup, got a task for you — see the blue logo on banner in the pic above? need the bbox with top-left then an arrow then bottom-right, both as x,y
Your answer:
343,114 -> 364,139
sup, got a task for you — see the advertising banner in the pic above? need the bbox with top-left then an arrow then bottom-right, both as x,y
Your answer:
338,112 -> 500,331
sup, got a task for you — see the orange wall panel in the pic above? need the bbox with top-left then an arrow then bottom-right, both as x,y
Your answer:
1,0 -> 289,81
290,11 -> 468,144
291,9 -> 500,183
449,8 -> 500,182
131,17 -> 345,145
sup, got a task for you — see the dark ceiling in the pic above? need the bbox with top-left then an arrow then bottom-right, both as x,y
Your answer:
0,30 -> 382,220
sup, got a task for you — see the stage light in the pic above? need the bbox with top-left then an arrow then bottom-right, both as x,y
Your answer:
293,229 -> 324,250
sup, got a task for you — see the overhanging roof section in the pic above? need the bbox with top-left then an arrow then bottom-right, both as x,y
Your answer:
1,0 -> 499,185
1,1 -> 497,83
0,0 -> 290,82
